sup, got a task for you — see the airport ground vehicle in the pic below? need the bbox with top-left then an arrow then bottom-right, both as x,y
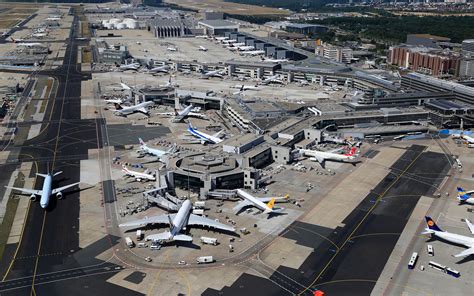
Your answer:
408,252 -> 418,269
125,237 -> 134,248
200,236 -> 218,245
196,256 -> 214,264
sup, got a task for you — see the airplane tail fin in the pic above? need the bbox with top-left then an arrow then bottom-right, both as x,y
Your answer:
425,216 -> 443,232
266,198 -> 276,210
344,147 -> 357,156
138,138 -> 146,146
53,171 -> 63,177
213,130 -> 224,138
457,187 -> 470,201
114,103 -> 123,110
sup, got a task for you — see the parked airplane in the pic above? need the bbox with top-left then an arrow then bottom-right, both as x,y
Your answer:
261,57 -> 289,63
299,147 -> 358,166
260,74 -> 284,85
237,45 -> 255,51
157,104 -> 207,122
117,62 -> 140,71
13,40 -> 45,47
198,46 -> 208,51
148,65 -> 170,74
137,138 -> 177,161
167,47 -> 177,51
187,123 -> 223,144
199,69 -> 225,79
32,33 -> 47,38
231,84 -> 259,95
195,35 -> 209,39
122,165 -> 155,182
104,97 -> 130,104
214,36 -> 229,41
461,135 -> 474,144
423,216 -> 474,257
119,199 -> 235,242
113,101 -> 154,117
6,171 -> 79,209
242,50 -> 265,56
235,189 -> 287,215
457,187 -> 474,205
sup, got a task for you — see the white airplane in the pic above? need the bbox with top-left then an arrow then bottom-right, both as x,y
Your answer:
137,138 -> 177,160
222,39 -> 237,44
230,42 -> 245,47
6,171 -> 79,209
260,75 -> 284,85
32,33 -> 47,38
13,40 -> 45,48
198,46 -> 208,52
423,216 -> 474,257
113,101 -> 154,117
148,65 -> 170,74
117,62 -> 140,71
231,84 -> 259,95
457,187 -> 474,205
299,147 -> 358,166
237,46 -> 255,51
261,57 -> 289,63
157,104 -> 207,122
295,79 -> 309,87
461,135 -> 474,144
195,35 -> 209,39
187,123 -> 223,144
104,97 -> 129,104
234,189 -> 287,215
119,199 -> 235,242
167,47 -> 177,51
122,165 -> 155,182
242,50 -> 265,56
215,36 -> 229,41
199,69 -> 225,79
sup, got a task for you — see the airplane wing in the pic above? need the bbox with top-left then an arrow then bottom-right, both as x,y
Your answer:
213,130 -> 224,138
6,186 -> 42,196
233,200 -> 253,213
310,155 -> 325,163
465,219 -> 474,235
258,195 -> 289,203
453,247 -> 474,258
51,182 -> 80,195
137,107 -> 149,114
187,214 -> 235,232
119,214 -> 175,228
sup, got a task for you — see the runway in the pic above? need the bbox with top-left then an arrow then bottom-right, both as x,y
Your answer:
0,8 -> 142,296
203,145 -> 451,296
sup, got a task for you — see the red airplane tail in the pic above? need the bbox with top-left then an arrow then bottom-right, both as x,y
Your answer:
344,147 -> 357,156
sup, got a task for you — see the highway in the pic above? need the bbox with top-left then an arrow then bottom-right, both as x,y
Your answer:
0,8 -> 142,296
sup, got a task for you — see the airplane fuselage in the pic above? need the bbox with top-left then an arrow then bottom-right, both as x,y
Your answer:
171,200 -> 192,236
40,174 -> 53,208
429,229 -> 474,248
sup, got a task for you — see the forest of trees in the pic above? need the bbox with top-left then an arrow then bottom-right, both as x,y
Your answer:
316,16 -> 474,43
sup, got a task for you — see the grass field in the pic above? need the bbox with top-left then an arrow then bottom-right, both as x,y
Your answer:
165,0 -> 291,16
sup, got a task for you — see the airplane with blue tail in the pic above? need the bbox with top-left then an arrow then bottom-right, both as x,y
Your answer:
457,187 -> 474,205
187,123 -> 223,144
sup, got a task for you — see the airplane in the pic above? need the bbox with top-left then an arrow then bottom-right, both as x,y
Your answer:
299,147 -> 358,166
221,39 -> 237,44
122,165 -> 155,182
260,74 -> 284,85
241,50 -> 265,56
295,79 -> 309,87
157,104 -> 207,122
234,189 -> 287,215
261,57 -> 289,63
117,62 -> 140,71
199,69 -> 225,79
13,40 -> 45,47
229,42 -> 245,47
104,97 -> 130,104
167,47 -> 177,51
6,171 -> 79,209
195,35 -> 209,39
237,46 -> 255,51
187,123 -> 223,144
423,216 -> 474,257
457,187 -> 474,205
113,101 -> 154,117
214,36 -> 229,41
137,138 -> 177,160
119,199 -> 235,242
231,84 -> 259,95
461,135 -> 474,144
198,46 -> 208,52
32,33 -> 47,38
148,65 -> 170,74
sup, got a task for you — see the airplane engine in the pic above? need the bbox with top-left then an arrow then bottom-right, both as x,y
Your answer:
30,194 -> 36,201
56,192 -> 63,199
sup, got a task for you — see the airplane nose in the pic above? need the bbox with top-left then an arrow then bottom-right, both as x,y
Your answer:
40,203 -> 47,208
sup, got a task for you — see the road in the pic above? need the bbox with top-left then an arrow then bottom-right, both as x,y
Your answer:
0,8 -> 142,296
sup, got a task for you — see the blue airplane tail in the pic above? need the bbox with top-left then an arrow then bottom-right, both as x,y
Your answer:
425,216 -> 443,232
457,187 -> 470,200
